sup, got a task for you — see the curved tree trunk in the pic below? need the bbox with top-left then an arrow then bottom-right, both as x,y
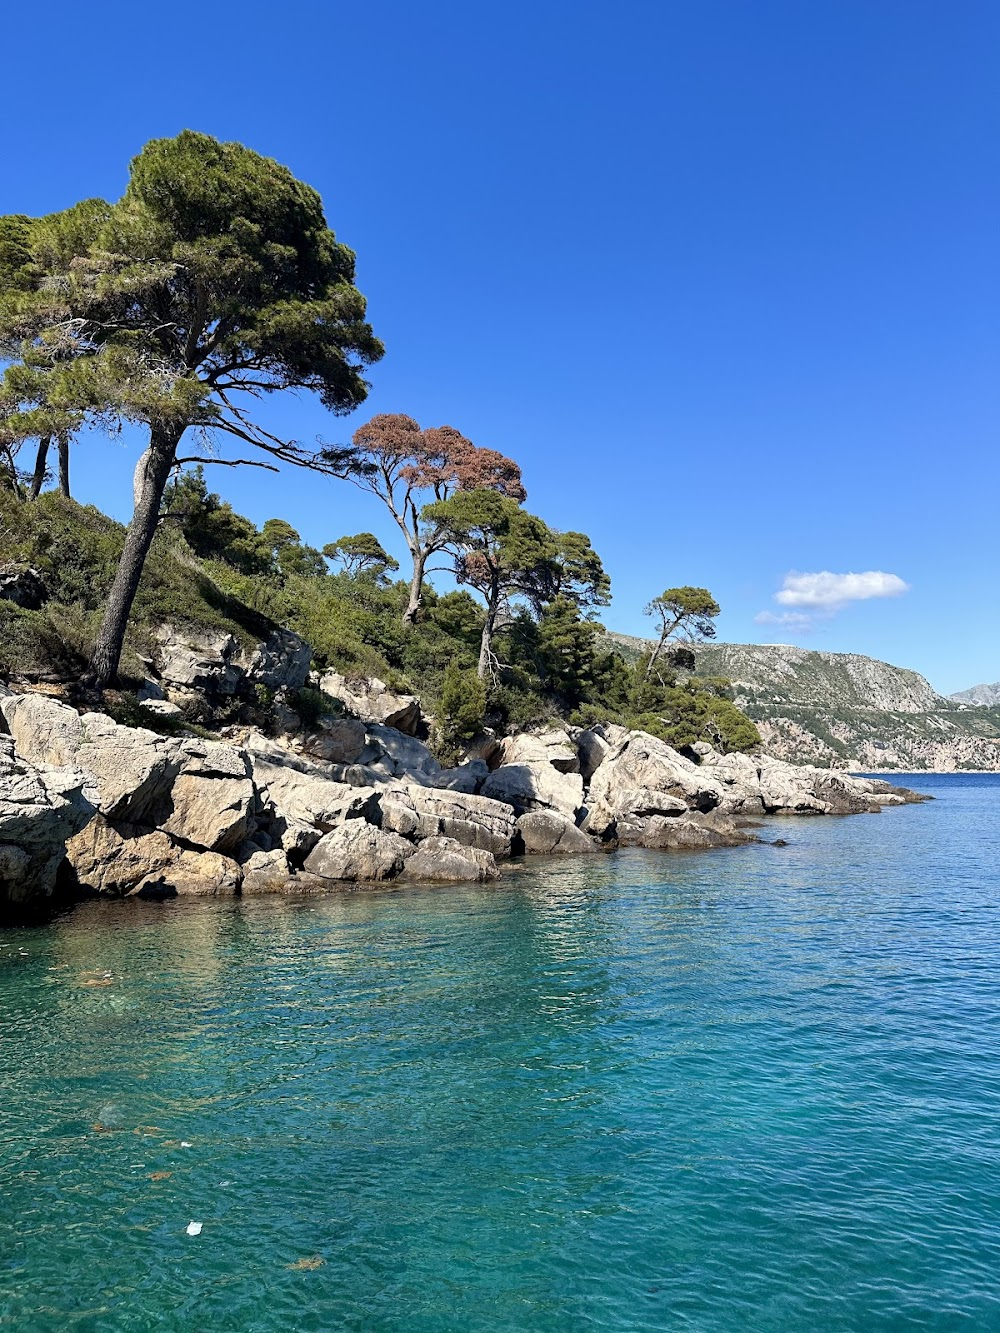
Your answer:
403,546 -> 426,625
88,426 -> 182,688
29,436 -> 50,499
57,436 -> 70,498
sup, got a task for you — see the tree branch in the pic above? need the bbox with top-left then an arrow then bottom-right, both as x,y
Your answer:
175,455 -> 280,473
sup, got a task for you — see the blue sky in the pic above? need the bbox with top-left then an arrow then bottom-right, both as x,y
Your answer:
2,0 -> 997,693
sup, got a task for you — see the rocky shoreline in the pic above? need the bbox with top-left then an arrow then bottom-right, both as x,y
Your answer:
0,676 -> 929,923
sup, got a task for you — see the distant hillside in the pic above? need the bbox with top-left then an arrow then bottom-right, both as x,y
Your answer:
950,681 -> 1000,707
607,634 -> 1000,771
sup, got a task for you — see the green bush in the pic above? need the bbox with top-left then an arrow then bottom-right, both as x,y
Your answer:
434,663 -> 487,764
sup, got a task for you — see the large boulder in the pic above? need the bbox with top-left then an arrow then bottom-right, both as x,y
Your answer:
399,836 -> 500,883
153,626 -> 245,696
0,736 -> 94,912
132,849 -> 242,898
498,729 -> 580,774
481,762 -> 584,819
298,719 -> 369,766
575,727 -> 612,783
517,810 -> 598,855
379,784 -> 517,857
161,743 -> 255,853
318,673 -> 421,735
153,625 -> 312,699
360,725 -> 439,781
617,810 -> 755,850
428,760 -> 488,794
252,759 -> 379,833
303,822 -> 412,882
65,816 -> 178,897
242,630 -> 312,692
0,693 -> 184,825
588,732 -> 724,815
239,848 -> 294,894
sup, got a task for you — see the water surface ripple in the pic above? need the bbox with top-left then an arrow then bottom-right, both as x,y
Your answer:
1,774 -> 998,1330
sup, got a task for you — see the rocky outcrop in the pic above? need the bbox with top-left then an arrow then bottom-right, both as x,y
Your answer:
0,736 -> 93,913
482,761 -> 584,819
481,728 -> 586,819
379,784 -> 517,857
2,695 -> 183,825
517,809 -> 597,855
317,673 -> 421,735
304,822 -> 412,882
152,625 -> 311,701
0,680 -> 930,919
399,836 -> 500,882
588,732 -> 724,817
579,729 -> 926,850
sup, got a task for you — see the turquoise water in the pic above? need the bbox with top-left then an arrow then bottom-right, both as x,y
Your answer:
2,774 -> 999,1331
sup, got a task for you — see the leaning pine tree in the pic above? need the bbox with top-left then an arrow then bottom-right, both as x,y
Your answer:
0,131 -> 382,686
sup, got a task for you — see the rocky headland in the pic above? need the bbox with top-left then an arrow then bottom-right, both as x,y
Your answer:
0,628 -> 928,922
609,636 -> 1000,771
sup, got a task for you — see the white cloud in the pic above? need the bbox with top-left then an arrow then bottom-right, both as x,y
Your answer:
774,570 -> 910,609
753,569 -> 910,637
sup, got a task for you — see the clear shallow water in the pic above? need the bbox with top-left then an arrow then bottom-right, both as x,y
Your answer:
1,774 -> 998,1332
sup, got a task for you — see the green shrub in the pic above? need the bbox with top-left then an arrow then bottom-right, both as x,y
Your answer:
434,663 -> 487,764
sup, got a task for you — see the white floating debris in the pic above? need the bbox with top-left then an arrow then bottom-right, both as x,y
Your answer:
186,1221 -> 203,1237
180,1141 -> 193,1148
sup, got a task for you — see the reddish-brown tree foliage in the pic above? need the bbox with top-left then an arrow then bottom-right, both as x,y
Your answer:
338,413 -> 525,624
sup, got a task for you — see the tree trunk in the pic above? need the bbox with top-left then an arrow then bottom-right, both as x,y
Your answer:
57,436 -> 70,497
477,587 -> 500,680
29,436 -> 50,499
644,633 -> 666,678
402,547 -> 426,625
88,426 -> 182,688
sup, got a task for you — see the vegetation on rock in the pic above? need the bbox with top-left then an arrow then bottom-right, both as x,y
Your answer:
0,130 -> 759,756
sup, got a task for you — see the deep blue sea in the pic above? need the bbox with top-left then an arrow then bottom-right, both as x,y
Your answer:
1,773 -> 998,1331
